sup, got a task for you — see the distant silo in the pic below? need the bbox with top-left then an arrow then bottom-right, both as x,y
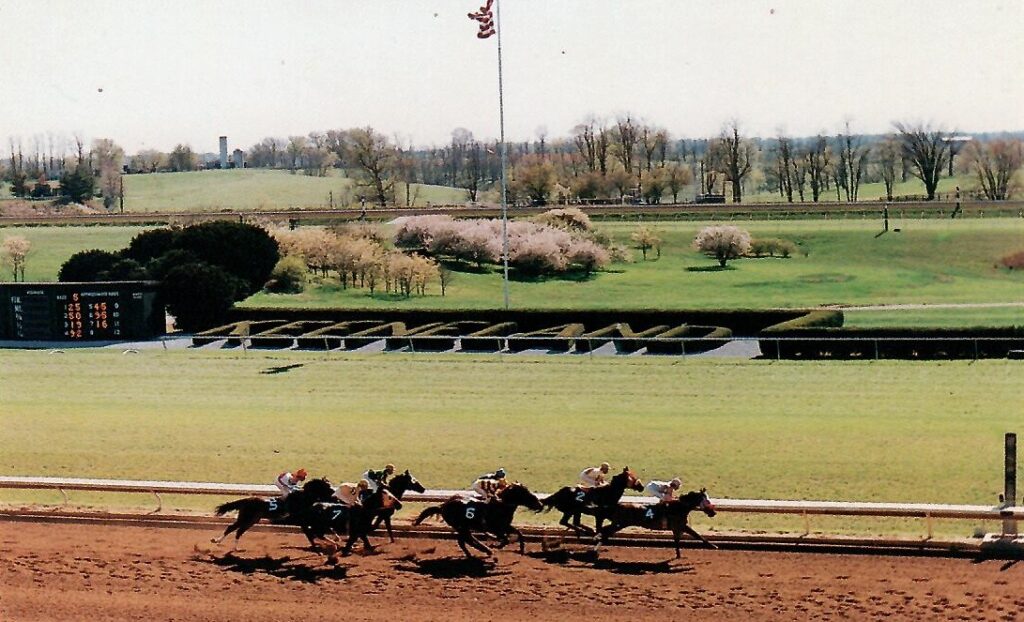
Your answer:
219,136 -> 228,169
232,149 -> 244,169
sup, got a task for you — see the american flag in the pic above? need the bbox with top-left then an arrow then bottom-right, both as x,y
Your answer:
468,0 -> 495,39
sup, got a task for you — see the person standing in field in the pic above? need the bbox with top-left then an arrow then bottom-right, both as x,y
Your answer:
275,468 -> 307,497
579,462 -> 611,488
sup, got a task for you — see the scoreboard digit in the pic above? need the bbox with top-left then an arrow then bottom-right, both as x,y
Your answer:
0,281 -> 163,341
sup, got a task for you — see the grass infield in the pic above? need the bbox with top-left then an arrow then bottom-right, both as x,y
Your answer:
0,350 -> 1019,537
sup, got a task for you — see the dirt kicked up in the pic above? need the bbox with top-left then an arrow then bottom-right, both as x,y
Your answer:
1,521 -> 1022,621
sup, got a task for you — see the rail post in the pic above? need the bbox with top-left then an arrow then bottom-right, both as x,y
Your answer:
1004,432 -> 1017,536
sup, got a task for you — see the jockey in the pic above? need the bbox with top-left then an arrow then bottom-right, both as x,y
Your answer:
471,474 -> 508,501
579,462 -> 611,488
362,464 -> 396,493
335,480 -> 369,507
275,468 -> 307,497
477,467 -> 506,482
645,478 -> 682,504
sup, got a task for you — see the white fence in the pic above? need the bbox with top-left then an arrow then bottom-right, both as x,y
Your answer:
1,476 -> 1020,538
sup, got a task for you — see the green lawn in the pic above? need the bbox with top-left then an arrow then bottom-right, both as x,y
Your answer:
3,219 -> 1021,327
740,174 -> 972,204
120,169 -> 468,212
0,350 -> 1019,537
244,219 -> 1024,324
0,225 -> 145,282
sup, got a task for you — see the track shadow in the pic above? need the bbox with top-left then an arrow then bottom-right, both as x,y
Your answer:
260,364 -> 304,375
395,556 -> 512,579
529,548 -> 694,575
204,552 -> 348,584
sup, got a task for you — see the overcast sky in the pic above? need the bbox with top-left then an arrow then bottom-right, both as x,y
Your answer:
1,0 -> 1021,154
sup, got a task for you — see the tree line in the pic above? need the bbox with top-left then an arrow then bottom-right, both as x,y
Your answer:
4,119 -> 1022,208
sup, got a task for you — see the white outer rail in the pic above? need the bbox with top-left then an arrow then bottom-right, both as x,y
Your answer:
1,476 -> 1021,523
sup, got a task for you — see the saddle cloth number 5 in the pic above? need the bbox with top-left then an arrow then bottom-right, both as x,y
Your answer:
268,498 -> 279,512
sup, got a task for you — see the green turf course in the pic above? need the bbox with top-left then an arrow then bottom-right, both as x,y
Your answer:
0,350 -> 1020,537
119,169 -> 468,212
738,174 -> 971,204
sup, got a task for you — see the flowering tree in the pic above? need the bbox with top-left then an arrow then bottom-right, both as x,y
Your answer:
693,225 -> 751,267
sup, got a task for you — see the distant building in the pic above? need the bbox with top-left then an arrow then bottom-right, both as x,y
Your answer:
232,149 -> 245,169
219,136 -> 228,169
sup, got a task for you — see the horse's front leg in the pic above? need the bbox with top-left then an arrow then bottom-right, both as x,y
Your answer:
384,515 -> 396,543
681,524 -> 717,549
507,526 -> 527,554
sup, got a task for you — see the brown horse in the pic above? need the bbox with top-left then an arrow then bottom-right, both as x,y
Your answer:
541,467 -> 644,536
412,482 -> 544,558
369,470 -> 426,542
301,487 -> 404,556
597,488 -> 718,558
211,477 -> 334,548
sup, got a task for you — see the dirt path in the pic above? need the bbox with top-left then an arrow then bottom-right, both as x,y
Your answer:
2,521 -> 1022,621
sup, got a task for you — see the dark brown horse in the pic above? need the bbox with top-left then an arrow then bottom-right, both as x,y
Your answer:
301,487 -> 404,556
412,482 -> 544,558
541,467 -> 644,536
597,488 -> 718,558
211,477 -> 334,548
369,470 -> 425,542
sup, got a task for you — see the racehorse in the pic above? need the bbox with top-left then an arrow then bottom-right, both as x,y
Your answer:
597,488 -> 718,558
369,470 -> 426,542
301,486 -> 404,556
211,477 -> 334,548
541,467 -> 644,536
412,482 -> 544,558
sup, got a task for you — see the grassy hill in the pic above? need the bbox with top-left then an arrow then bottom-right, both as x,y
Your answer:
119,169 -> 469,212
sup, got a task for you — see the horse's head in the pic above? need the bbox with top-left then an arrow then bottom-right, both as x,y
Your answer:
390,469 -> 426,495
498,482 -> 544,512
616,467 -> 644,492
303,477 -> 335,501
696,488 -> 716,517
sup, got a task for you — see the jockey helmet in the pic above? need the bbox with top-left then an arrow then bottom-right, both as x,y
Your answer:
600,462 -> 610,471
358,479 -> 370,489
385,463 -> 395,473
295,468 -> 308,480
495,468 -> 506,479
669,478 -> 681,489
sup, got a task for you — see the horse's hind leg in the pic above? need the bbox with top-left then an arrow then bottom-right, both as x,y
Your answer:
211,521 -> 238,544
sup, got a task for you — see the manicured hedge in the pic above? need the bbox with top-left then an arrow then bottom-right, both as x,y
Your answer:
230,307 -> 805,337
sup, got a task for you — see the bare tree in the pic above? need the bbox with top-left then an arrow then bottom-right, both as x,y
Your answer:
873,135 -> 901,201
168,144 -> 197,172
285,136 -> 307,173
893,121 -> 950,200
837,121 -> 869,201
572,119 -> 598,173
92,138 -> 124,210
347,127 -> 396,207
802,135 -> 831,202
713,121 -> 754,203
662,162 -> 693,203
613,115 -> 639,177
773,133 -> 795,202
964,138 -> 1023,200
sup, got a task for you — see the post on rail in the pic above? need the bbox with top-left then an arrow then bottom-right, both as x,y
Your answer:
1004,432 -> 1017,535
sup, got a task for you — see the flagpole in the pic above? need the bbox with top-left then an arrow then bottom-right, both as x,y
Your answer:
495,0 -> 510,310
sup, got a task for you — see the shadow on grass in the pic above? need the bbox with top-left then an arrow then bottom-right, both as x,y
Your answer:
509,269 -> 601,283
204,552 -> 348,584
685,265 -> 735,272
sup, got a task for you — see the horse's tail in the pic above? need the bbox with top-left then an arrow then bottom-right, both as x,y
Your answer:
412,505 -> 442,525
215,498 -> 257,516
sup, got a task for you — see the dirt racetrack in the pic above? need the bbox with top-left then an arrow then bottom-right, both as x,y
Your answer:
2,520 -> 1022,621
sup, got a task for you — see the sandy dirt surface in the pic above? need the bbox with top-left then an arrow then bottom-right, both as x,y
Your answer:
2,520 -> 1022,621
